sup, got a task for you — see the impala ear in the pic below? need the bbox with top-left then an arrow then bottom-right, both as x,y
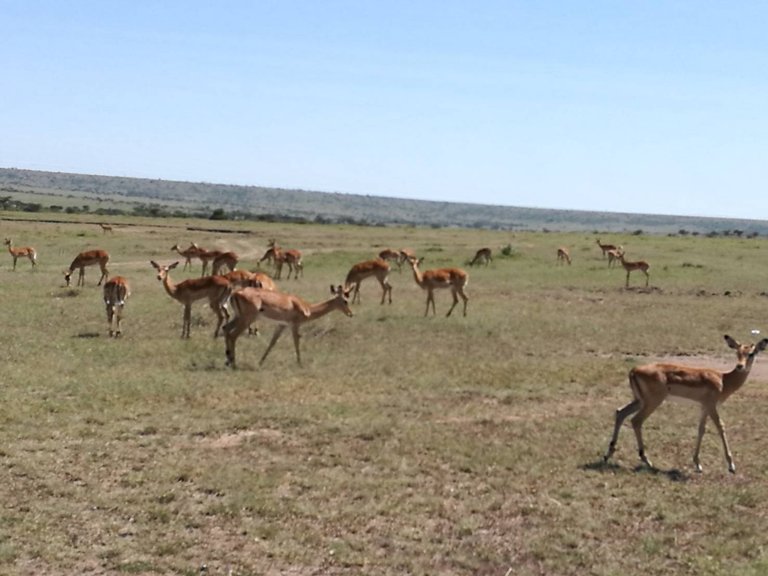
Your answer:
724,335 -> 739,349
150,260 -> 159,269
169,261 -> 180,270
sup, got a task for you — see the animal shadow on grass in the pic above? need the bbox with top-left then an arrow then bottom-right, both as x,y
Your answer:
582,458 -> 690,483
76,332 -> 102,339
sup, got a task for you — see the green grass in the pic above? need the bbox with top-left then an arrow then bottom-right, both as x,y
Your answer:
1,214 -> 768,574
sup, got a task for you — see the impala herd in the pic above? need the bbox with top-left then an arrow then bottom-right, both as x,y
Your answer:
5,231 -> 761,474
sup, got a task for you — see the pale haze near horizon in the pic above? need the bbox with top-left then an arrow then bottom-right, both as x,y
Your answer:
2,2 -> 766,220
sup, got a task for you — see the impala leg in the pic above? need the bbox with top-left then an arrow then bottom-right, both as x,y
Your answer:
223,316 -> 249,368
114,304 -> 123,337
352,283 -> 361,305
291,324 -> 302,366
460,289 -> 468,316
693,409 -> 708,473
260,325 -> 287,365
182,304 -> 191,338
645,271 -> 650,287
446,289 -> 459,317
708,406 -> 735,474
604,399 -> 641,462
625,271 -> 630,288
631,398 -> 663,469
78,268 -> 86,287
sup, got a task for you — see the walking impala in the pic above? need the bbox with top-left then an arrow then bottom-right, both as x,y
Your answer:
556,247 -> 571,265
4,238 -> 37,270
64,249 -> 110,287
604,335 -> 768,473
406,256 -> 469,317
103,276 -> 130,337
344,258 -> 392,305
223,285 -> 353,368
150,261 -> 231,338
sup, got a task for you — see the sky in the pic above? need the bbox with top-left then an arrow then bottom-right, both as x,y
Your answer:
1,2 -> 767,219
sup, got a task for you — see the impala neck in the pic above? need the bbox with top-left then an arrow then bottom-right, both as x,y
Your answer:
721,356 -> 757,402
161,273 -> 179,299
409,263 -> 424,287
307,297 -> 343,320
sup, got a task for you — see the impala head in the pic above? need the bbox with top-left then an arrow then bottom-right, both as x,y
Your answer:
150,260 -> 179,281
3,238 -> 10,246
63,270 -> 73,286
331,284 -> 354,317
724,334 -> 768,371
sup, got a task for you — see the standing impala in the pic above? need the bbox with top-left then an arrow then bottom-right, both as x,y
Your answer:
223,285 -> 353,368
171,243 -> 202,271
596,238 -> 618,258
150,261 -> 231,338
4,238 -> 37,270
556,247 -> 571,265
406,257 -> 469,317
378,248 -> 403,272
344,258 -> 392,305
103,276 -> 130,337
604,335 -> 768,473
616,250 -> 650,288
64,249 -> 110,287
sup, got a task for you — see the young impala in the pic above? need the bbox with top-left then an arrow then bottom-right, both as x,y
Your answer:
4,238 -> 37,270
150,261 -> 231,338
604,335 -> 768,473
406,256 -> 469,317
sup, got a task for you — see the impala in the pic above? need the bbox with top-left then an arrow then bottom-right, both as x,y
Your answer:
604,335 -> 768,473
406,256 -> 469,317
617,250 -> 650,287
556,247 -> 571,265
469,247 -> 492,267
99,223 -> 113,234
150,261 -> 231,338
64,249 -> 110,287
378,248 -> 403,272
195,247 -> 224,277
223,284 -> 353,368
274,247 -> 303,280
171,243 -> 202,271
103,276 -> 130,337
258,239 -> 279,268
398,248 -> 416,268
211,251 -> 239,275
606,247 -> 623,268
344,258 -> 392,305
596,238 -> 618,258
4,238 -> 37,270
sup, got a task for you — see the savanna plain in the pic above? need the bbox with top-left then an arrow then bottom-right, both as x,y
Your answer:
3,215 -> 768,575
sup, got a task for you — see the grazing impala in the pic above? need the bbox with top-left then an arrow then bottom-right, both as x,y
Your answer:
606,247 -> 623,268
150,261 -> 231,338
223,285 -> 353,368
344,258 -> 392,305
64,250 -> 110,287
274,247 -> 303,280
556,247 -> 571,265
616,250 -> 650,288
469,247 -> 492,267
604,335 -> 768,473
103,276 -> 130,337
406,257 -> 469,317
4,238 -> 37,270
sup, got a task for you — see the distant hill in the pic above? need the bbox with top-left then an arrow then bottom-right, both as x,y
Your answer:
0,167 -> 765,235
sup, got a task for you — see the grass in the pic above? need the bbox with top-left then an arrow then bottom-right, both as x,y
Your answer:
1,215 -> 768,574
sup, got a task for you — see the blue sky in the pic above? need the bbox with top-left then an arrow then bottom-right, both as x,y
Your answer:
2,2 -> 766,219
